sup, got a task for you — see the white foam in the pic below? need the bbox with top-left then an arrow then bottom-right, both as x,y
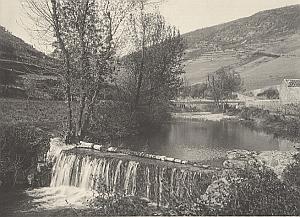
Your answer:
26,186 -> 98,210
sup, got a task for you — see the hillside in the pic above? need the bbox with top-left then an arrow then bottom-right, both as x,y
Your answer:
0,25 -> 61,99
183,5 -> 300,91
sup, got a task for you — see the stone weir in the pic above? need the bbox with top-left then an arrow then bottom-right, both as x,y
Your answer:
49,140 -> 218,206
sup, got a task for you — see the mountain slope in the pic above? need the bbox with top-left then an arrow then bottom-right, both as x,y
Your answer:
0,25 -> 58,74
0,25 -> 60,98
182,5 -> 300,90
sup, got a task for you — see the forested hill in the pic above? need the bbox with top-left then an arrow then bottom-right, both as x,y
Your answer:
183,4 -> 300,58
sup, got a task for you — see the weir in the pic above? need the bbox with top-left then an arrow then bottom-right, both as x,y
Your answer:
50,147 -> 217,206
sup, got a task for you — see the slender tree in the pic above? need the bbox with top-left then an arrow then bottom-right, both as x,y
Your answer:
123,8 -> 185,123
25,0 -> 135,142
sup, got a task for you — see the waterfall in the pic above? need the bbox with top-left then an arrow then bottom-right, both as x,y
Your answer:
50,150 -> 214,205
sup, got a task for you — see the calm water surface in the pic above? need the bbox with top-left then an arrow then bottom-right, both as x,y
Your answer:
116,120 -> 297,164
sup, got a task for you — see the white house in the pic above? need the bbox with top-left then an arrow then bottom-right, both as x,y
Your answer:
279,79 -> 300,105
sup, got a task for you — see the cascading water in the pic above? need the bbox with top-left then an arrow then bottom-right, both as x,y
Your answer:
48,149 -> 215,206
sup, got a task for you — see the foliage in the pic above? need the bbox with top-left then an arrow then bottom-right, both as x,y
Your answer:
207,67 -> 242,110
190,83 -> 207,98
88,101 -> 139,142
120,8 -> 185,128
229,106 -> 300,142
214,161 -> 300,216
92,194 -> 153,216
257,87 -> 279,99
0,124 -> 50,189
283,152 -> 300,188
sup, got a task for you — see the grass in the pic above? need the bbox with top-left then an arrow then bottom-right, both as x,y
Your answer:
184,56 -> 239,84
184,34 -> 300,91
0,98 -> 67,135
238,49 -> 300,91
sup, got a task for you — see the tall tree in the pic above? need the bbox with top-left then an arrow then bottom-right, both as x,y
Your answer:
207,67 -> 242,110
122,8 -> 185,123
26,0 -> 135,142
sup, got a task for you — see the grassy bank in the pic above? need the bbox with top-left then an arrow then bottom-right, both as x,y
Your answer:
0,98 -> 64,190
0,98 -> 67,135
227,106 -> 300,144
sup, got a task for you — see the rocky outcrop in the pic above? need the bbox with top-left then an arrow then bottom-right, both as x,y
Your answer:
256,151 -> 298,179
201,149 -> 299,209
223,149 -> 298,179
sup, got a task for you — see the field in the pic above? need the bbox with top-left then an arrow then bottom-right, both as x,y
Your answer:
238,51 -> 300,90
183,34 -> 300,90
0,98 -> 67,135
184,56 -> 239,84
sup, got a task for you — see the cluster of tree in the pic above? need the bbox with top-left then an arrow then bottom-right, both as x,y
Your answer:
257,87 -> 279,99
180,81 -> 207,99
206,67 -> 242,109
26,0 -> 185,142
180,67 -> 242,110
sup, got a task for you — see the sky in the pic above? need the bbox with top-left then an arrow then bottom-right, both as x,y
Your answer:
0,0 -> 300,53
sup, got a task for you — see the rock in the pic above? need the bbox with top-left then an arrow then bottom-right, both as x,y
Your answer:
159,156 -> 166,161
107,147 -> 118,152
174,159 -> 182,164
256,151 -> 298,179
165,157 -> 175,162
78,141 -> 94,149
93,145 -> 102,151
227,149 -> 257,160
201,168 -> 245,209
201,177 -> 231,209
223,159 -> 250,169
202,165 -> 210,169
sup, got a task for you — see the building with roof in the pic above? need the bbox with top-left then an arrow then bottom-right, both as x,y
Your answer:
279,79 -> 300,105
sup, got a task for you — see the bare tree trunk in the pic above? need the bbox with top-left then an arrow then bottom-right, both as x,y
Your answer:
134,1 -> 146,110
76,0 -> 90,140
51,0 -> 73,141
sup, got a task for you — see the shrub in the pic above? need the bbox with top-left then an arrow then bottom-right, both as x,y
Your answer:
0,123 -> 50,189
216,162 -> 300,216
257,88 -> 279,99
89,101 -> 139,142
92,195 -> 153,216
283,152 -> 300,188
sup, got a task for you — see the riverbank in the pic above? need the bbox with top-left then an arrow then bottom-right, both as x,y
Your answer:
172,109 -> 300,150
227,106 -> 300,145
172,112 -> 238,122
2,140 -> 299,216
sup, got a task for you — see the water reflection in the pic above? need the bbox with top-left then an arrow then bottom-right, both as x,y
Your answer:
114,120 -> 296,163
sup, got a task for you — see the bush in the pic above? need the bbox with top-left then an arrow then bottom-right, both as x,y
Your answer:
257,88 -> 279,99
88,101 -> 139,142
0,123 -> 50,189
92,195 -> 153,216
216,162 -> 300,215
283,152 -> 300,188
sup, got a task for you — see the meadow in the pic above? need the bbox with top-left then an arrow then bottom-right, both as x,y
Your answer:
0,98 -> 67,135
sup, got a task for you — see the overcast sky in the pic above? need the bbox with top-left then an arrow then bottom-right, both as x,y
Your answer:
0,0 -> 299,52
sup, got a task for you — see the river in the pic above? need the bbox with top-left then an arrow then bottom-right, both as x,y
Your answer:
1,118 -> 298,216
114,119 -> 296,165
